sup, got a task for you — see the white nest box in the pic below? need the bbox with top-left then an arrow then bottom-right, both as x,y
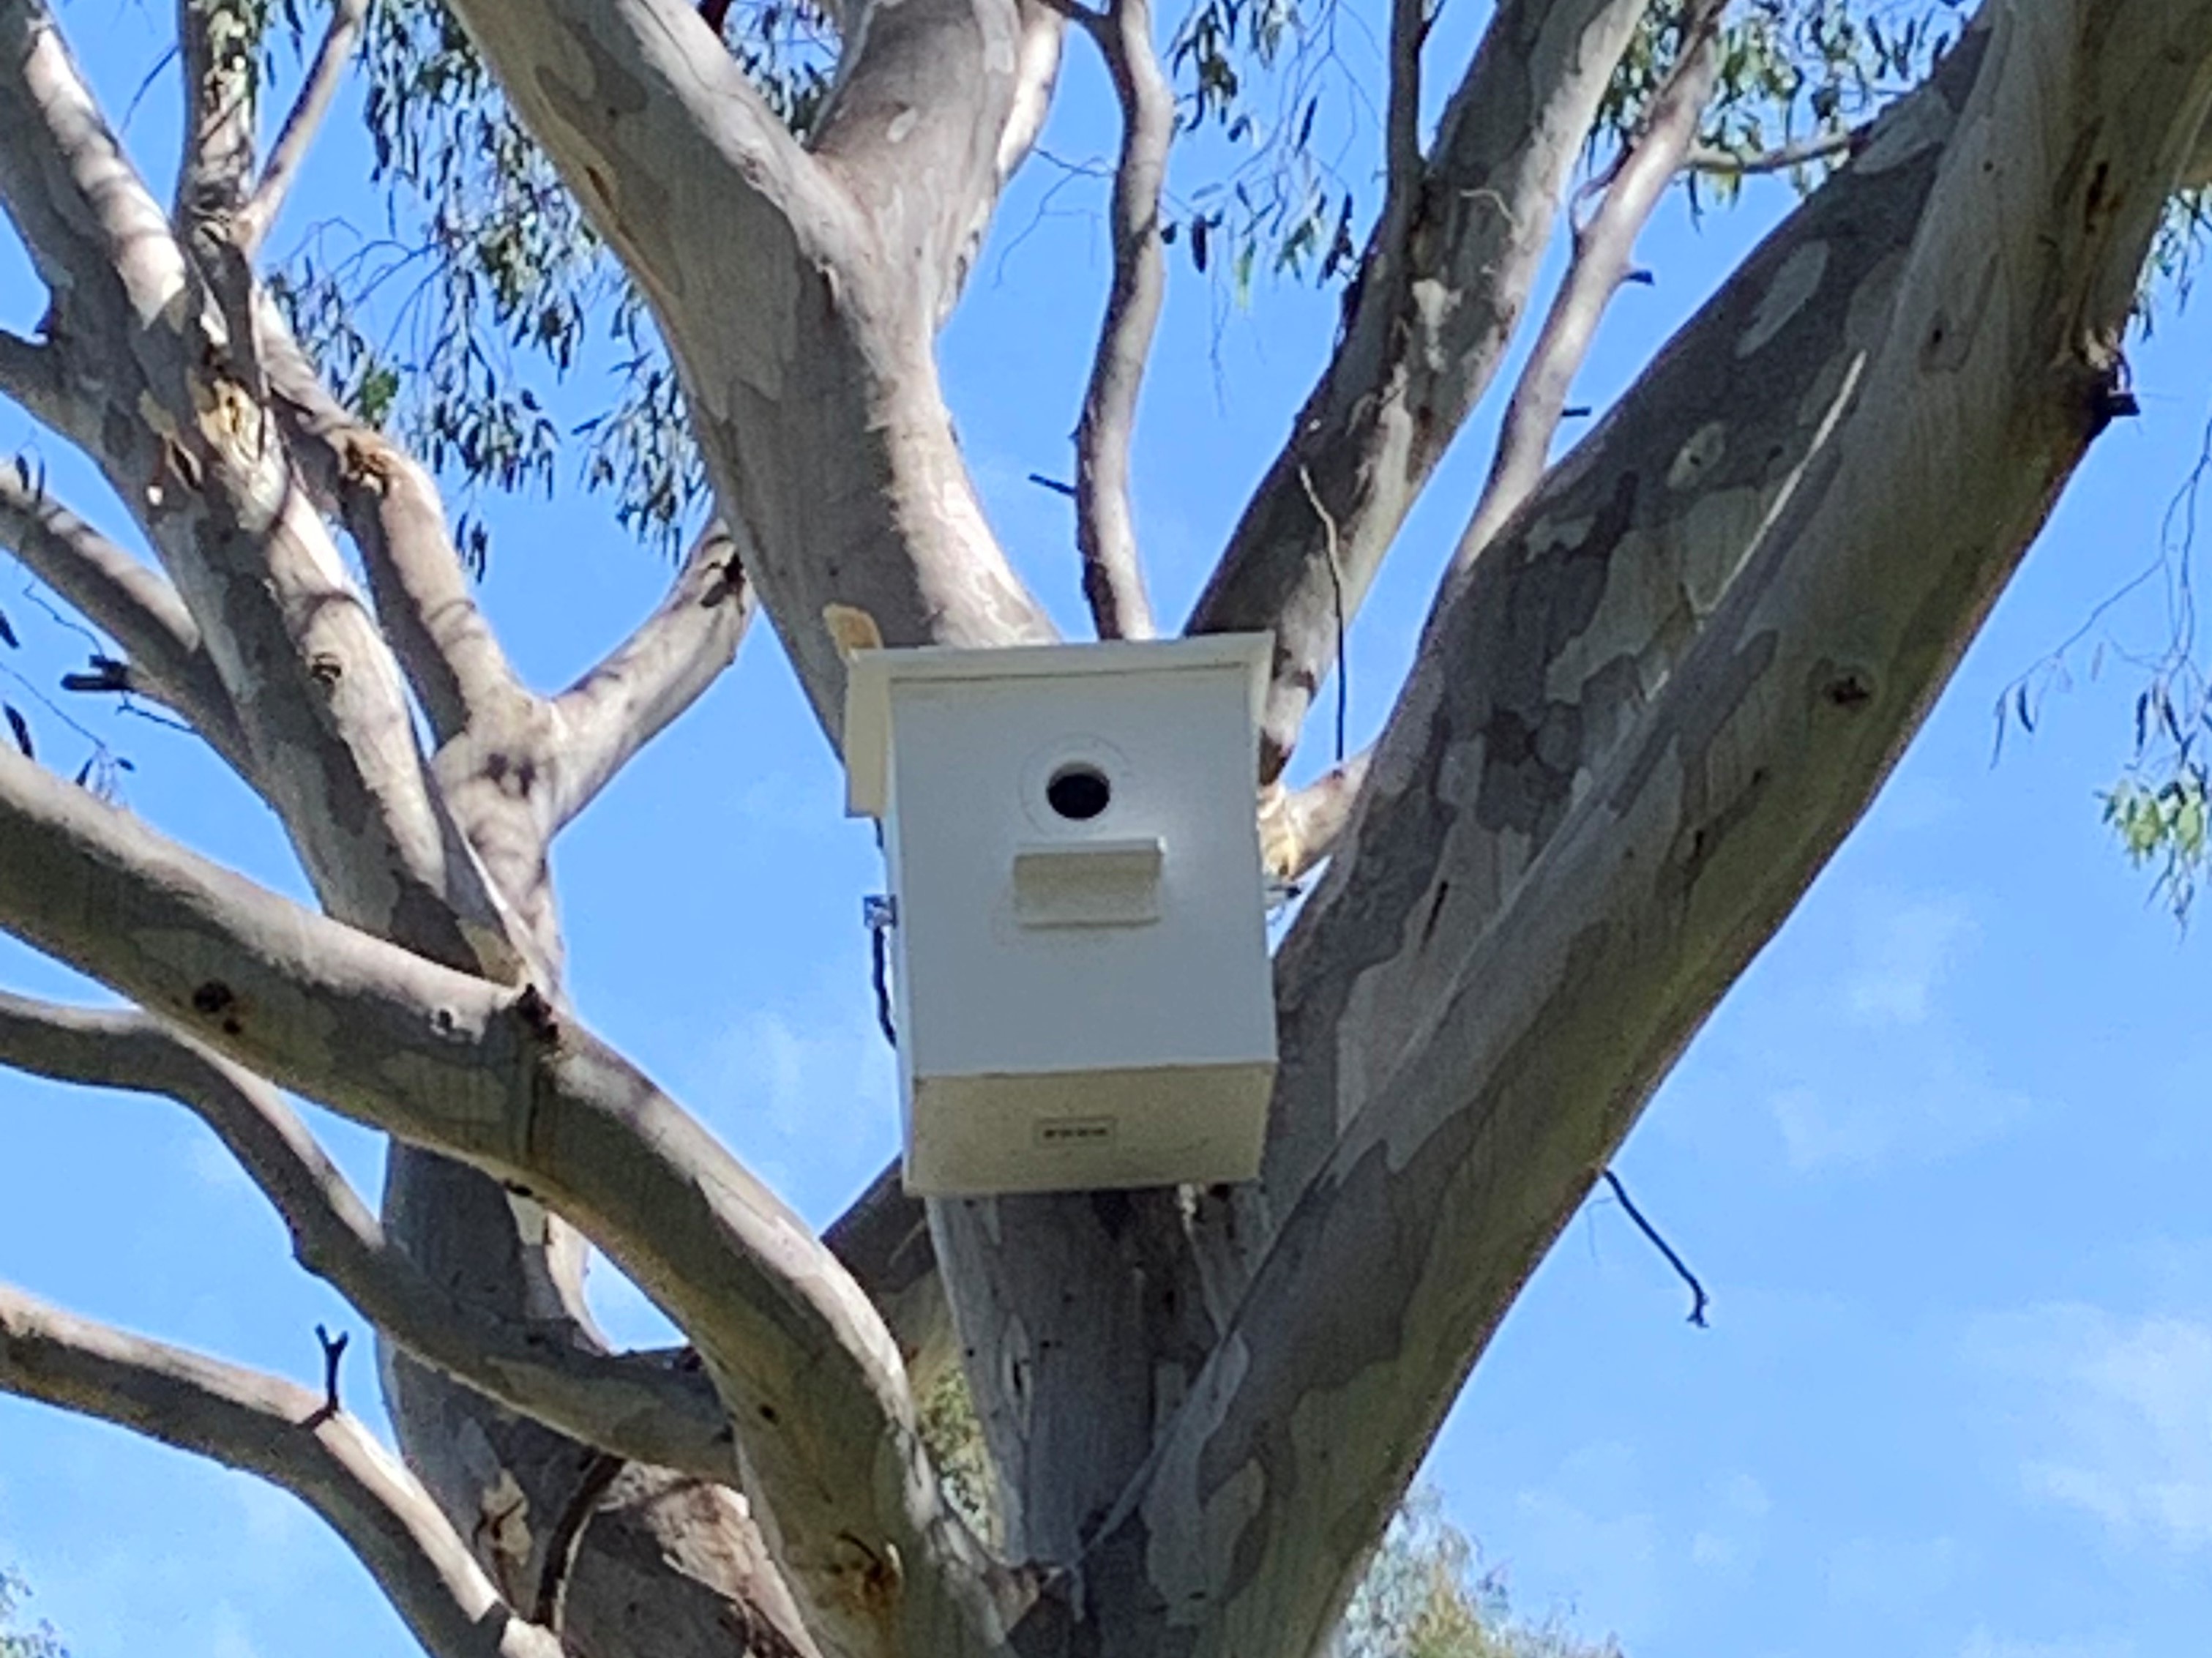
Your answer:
844,635 -> 1278,1197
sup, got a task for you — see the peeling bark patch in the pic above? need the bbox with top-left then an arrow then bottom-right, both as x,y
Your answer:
1613,627 -> 1779,822
1666,422 -> 1727,490
1735,242 -> 1831,359
534,36 -> 661,233
1182,1096 -> 1489,1627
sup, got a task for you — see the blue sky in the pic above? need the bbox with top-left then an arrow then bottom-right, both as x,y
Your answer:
3,4 -> 2211,1657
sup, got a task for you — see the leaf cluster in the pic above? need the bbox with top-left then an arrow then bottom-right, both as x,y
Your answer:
272,0 -> 1965,556
1599,0 -> 1964,206
0,1570 -> 64,1658
1333,1489 -> 1621,1658
2104,670 -> 2212,921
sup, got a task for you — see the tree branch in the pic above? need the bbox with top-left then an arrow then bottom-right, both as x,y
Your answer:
175,0 -> 259,227
0,0 -> 190,325
237,0 -> 368,254
548,523 -> 754,830
0,1281 -> 565,1658
446,0 -> 1057,748
1066,0 -> 1167,641
1258,751 -> 1372,889
1686,130 -> 1857,179
995,0 -> 1066,192
810,0 -> 1028,321
4,0 -> 519,984
0,744 -> 1017,1658
0,992 -> 737,1480
1457,0 -> 1724,565
0,460 -> 250,768
1185,0 -> 1652,780
1091,9 -> 2212,1654
266,327 -> 530,752
0,328 -> 82,440
822,1165 -> 954,1391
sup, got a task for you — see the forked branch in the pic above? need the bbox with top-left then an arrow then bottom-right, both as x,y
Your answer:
0,742 -> 1014,1658
1111,11 -> 2212,1654
0,993 -> 736,1479
0,1282 -> 564,1658
1184,0 -> 1654,779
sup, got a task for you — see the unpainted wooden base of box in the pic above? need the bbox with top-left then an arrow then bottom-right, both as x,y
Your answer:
902,1061 -> 1274,1196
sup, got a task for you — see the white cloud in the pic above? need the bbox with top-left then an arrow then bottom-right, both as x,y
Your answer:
698,989 -> 900,1215
1690,1473 -> 1771,1573
1969,1304 -> 2212,1552
1845,894 -> 1975,1026
1769,1056 -> 2027,1172
208,1602 -> 262,1658
1748,889 -> 2030,1173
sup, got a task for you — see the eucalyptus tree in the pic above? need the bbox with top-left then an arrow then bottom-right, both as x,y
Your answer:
1,0 -> 2209,1656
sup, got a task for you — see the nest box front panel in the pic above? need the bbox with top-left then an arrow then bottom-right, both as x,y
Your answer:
885,662 -> 1276,1088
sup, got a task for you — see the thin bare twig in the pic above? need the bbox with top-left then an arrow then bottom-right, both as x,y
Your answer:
311,1323 -> 349,1419
1686,129 -> 1857,179
0,458 -> 250,766
1069,0 -> 1169,641
1455,0 -> 1725,567
239,0 -> 369,253
1599,1170 -> 1709,1327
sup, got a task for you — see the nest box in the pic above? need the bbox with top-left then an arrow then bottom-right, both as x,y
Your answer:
844,635 -> 1279,1197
